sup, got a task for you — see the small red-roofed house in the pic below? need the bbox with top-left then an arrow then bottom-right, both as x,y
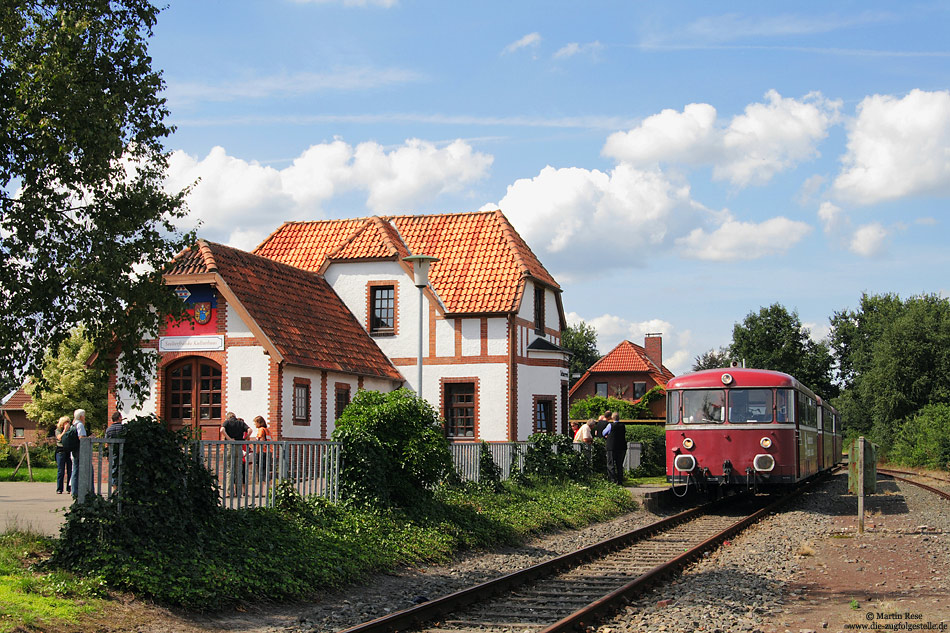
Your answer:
111,240 -> 404,440
569,335 -> 674,420
254,210 -> 570,441
1,386 -> 42,446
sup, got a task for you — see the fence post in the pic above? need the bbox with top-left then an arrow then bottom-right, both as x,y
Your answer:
77,437 -> 94,502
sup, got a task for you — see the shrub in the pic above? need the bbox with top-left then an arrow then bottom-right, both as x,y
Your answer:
332,388 -> 452,508
888,403 -> 950,470
625,424 -> 666,477
523,432 -> 605,481
477,441 -> 503,489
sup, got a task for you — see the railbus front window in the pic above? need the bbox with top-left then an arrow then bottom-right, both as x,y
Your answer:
683,389 -> 725,423
727,389 -> 773,423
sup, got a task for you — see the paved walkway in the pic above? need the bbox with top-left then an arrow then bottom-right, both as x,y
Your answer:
0,481 -> 70,536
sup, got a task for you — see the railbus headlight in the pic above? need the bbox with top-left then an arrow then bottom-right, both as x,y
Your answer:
682,437 -> 695,450
753,454 -> 775,472
674,454 -> 697,472
759,437 -> 773,449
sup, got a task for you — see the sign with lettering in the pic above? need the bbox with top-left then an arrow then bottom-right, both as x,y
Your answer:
159,335 -> 225,353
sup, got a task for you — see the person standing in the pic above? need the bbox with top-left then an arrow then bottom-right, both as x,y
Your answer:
573,418 -> 593,444
69,409 -> 89,498
603,412 -> 627,485
250,416 -> 271,482
221,412 -> 250,497
54,416 -> 73,494
104,411 -> 124,438
104,411 -> 125,489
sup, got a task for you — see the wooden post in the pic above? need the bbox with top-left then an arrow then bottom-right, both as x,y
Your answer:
858,436 -> 865,534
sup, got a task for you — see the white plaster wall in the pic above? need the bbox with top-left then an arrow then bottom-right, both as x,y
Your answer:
323,261 -> 423,360
435,318 -> 454,357
226,303 -> 253,337
487,318 -> 508,356
115,348 -> 159,420
544,287 -> 559,333
225,346 -> 270,421
280,367 -> 324,440
516,363 -> 565,441
517,280 -> 534,321
324,372 -> 359,438
461,318 -> 480,356
360,376 -> 398,394
417,362 -> 509,441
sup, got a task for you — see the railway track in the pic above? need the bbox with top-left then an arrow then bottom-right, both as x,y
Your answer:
877,467 -> 950,501
339,474 -> 831,633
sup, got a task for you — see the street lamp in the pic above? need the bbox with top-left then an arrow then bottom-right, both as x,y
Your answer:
403,254 -> 440,398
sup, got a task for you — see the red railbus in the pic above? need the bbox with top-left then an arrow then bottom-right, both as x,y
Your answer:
665,368 -> 840,494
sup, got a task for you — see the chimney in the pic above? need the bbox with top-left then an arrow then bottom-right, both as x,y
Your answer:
644,333 -> 662,369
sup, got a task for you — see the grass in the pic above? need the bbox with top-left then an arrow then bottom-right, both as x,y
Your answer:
0,467 -> 57,483
2,476 -> 638,627
626,475 -> 667,486
0,531 -> 106,633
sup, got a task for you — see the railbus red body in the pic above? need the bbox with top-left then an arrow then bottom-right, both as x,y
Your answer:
665,368 -> 840,492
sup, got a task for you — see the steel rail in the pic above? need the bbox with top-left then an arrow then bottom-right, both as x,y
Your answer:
537,473 -> 824,633
339,473 -> 832,633
878,468 -> 950,501
335,500 -> 721,633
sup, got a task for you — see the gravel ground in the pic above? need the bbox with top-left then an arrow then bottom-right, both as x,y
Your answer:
595,472 -> 950,633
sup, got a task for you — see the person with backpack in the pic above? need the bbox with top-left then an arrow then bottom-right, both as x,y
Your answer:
68,409 -> 90,499
221,412 -> 250,497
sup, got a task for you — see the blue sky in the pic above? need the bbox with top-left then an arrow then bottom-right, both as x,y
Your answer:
150,1 -> 950,375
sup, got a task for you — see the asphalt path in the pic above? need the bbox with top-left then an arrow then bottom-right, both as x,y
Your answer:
0,481 -> 69,536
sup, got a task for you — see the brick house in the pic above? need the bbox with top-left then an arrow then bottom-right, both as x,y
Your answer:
253,210 -> 570,441
0,387 -> 43,446
569,335 -> 674,420
112,240 -> 403,440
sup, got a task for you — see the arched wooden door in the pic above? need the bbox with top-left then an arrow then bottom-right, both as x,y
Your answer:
165,357 -> 222,434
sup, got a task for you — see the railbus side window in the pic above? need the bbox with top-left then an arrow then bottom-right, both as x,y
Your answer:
683,389 -> 725,423
667,391 -> 681,424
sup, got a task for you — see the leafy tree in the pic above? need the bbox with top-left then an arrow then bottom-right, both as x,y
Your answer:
569,387 -> 665,421
888,404 -> 950,470
561,321 -> 600,386
332,388 -> 452,508
1,1 -> 193,402
692,346 -> 733,371
730,303 -> 836,398
831,293 -> 950,438
24,327 -> 107,435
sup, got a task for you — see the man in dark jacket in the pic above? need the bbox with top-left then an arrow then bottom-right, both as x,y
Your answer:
221,412 -> 250,497
603,412 -> 627,485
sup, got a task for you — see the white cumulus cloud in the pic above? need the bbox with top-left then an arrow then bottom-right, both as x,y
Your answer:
849,222 -> 889,257
166,139 -> 492,249
490,163 -> 709,278
675,215 -> 813,261
603,91 -> 841,187
834,89 -> 950,205
817,201 -> 845,234
565,311 -> 691,374
553,41 -> 603,59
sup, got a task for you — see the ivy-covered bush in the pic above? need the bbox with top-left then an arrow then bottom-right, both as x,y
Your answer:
569,386 -> 665,420
625,424 -> 666,477
523,432 -> 605,481
888,403 -> 950,470
332,388 -> 452,507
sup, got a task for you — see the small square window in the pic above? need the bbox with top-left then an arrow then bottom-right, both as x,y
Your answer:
13,428 -> 25,439
241,377 -> 252,391
633,382 -> 647,399
595,382 -> 608,398
293,382 -> 310,423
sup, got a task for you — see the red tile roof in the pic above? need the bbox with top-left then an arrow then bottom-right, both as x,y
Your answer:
167,241 -> 402,380
570,340 -> 675,397
0,386 -> 31,410
253,210 -> 560,315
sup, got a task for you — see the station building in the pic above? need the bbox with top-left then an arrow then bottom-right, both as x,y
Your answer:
113,210 -> 569,442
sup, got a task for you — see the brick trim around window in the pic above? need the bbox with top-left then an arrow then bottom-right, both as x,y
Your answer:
532,394 -> 556,434
292,377 -> 311,426
440,377 -> 479,439
366,280 -> 399,337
